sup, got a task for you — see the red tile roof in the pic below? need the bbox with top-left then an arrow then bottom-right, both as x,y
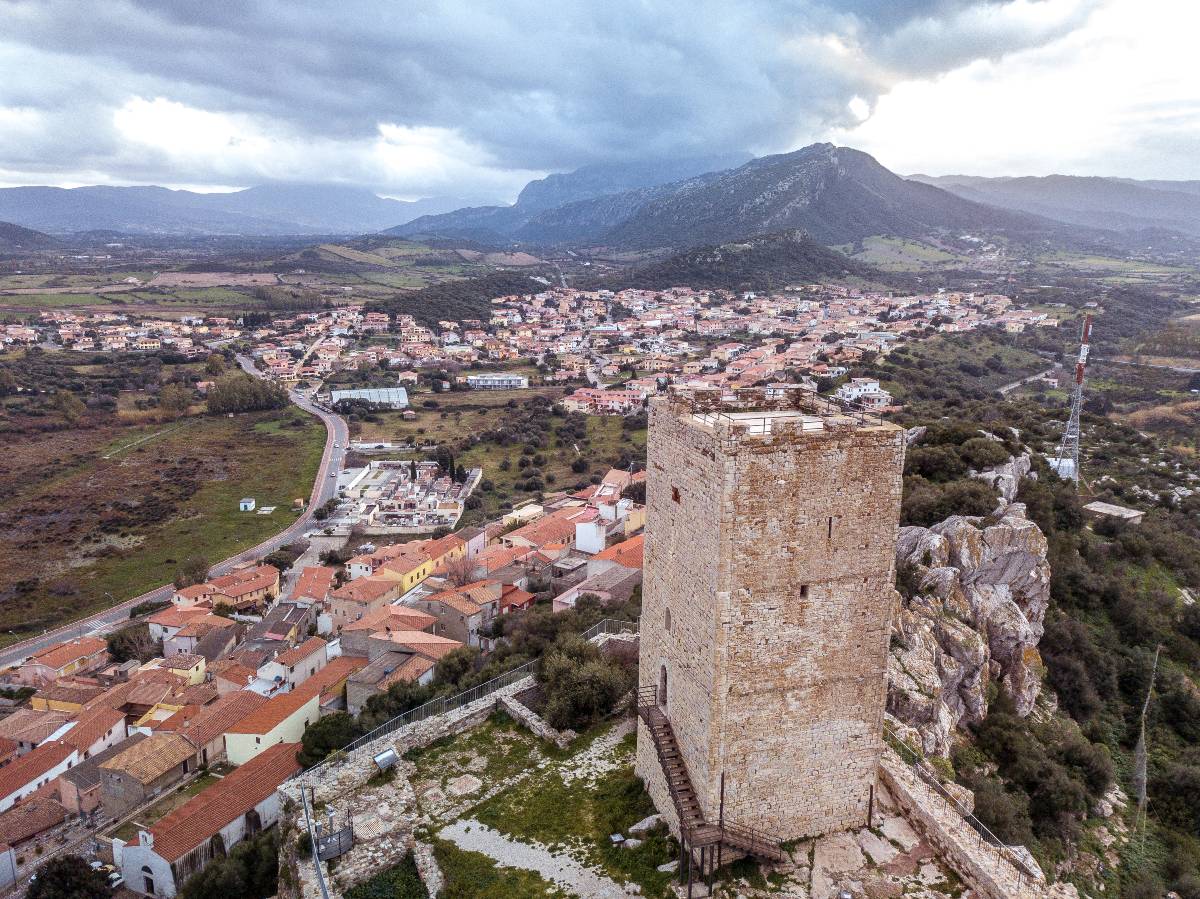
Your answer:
148,741 -> 301,862
593,534 -> 644,569
331,576 -> 399,605
293,656 -> 368,704
370,630 -> 462,660
224,689 -> 316,735
209,564 -> 278,599
0,741 -> 73,801
159,691 -> 268,747
290,566 -> 335,602
61,707 -> 124,754
0,797 -> 66,845
27,637 -> 107,672
340,605 -> 437,634
274,637 -> 326,668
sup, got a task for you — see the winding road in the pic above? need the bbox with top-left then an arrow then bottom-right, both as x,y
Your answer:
0,357 -> 347,670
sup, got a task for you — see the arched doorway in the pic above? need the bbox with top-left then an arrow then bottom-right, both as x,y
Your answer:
658,664 -> 668,711
245,808 -> 263,836
142,865 -> 155,895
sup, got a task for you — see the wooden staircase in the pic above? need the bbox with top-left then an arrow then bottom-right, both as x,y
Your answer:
637,686 -> 787,865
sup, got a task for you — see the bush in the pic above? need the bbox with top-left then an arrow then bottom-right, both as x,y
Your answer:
28,856 -> 112,899
206,372 -> 288,414
537,635 -> 633,731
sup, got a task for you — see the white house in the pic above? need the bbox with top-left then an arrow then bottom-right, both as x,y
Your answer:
239,497 -> 256,512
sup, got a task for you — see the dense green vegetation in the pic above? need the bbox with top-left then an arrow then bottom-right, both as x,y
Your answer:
603,230 -> 878,292
177,829 -> 279,899
365,271 -> 549,326
206,371 -> 289,413
343,853 -> 428,899
27,856 -> 112,899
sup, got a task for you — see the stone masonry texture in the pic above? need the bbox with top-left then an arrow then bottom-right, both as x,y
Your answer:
636,389 -> 906,842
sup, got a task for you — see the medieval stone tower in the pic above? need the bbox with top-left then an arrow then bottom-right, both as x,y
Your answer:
635,388 -> 906,845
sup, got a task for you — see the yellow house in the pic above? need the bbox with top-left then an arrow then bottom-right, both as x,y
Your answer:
224,689 -> 319,765
161,653 -> 206,686
30,680 -> 106,713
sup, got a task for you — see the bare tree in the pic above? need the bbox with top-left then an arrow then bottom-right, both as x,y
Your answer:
443,555 -> 477,587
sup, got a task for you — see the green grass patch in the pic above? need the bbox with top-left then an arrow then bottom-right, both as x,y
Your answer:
432,838 -> 571,899
472,729 -> 677,898
344,853 -> 429,899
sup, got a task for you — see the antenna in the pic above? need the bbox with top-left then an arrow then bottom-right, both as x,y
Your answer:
1052,314 -> 1092,482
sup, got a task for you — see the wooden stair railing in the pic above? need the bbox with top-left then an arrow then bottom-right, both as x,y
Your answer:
636,685 -> 787,864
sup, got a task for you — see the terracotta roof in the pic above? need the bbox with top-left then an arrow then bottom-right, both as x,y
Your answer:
160,691 -> 268,747
387,654 -> 435,686
174,584 -> 214,600
593,534 -> 644,569
224,688 -> 316,735
208,564 -> 278,599
0,741 -> 73,800
370,629 -> 462,660
212,662 -> 256,687
148,741 -> 301,862
506,509 -> 583,547
0,708 -> 71,745
162,653 -> 204,670
293,656 -> 368,704
274,637 -> 326,668
32,680 -> 106,707
290,566 -> 335,602
0,797 -> 65,844
331,576 -> 399,605
61,707 -> 125,753
27,637 -> 107,672
475,544 -> 534,573
501,585 -> 535,612
149,607 -> 210,628
423,589 -> 485,617
340,604 -> 437,634
422,533 -> 465,561
98,732 -> 195,784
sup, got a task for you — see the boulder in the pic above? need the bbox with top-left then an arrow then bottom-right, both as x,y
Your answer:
891,499 -> 1051,752
629,814 -> 663,835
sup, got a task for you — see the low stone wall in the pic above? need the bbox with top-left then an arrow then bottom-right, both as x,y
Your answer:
498,693 -> 571,750
879,749 -> 1043,899
280,676 -> 538,898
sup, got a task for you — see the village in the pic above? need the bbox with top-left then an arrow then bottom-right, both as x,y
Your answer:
0,279 -> 1063,897
4,282 -> 1058,419
0,459 -> 647,896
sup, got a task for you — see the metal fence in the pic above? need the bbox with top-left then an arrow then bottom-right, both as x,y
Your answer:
306,617 -> 638,774
300,784 -> 331,899
883,722 -> 1041,891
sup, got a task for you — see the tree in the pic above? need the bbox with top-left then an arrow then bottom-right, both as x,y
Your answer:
433,646 -> 480,688
28,856 -> 113,899
297,712 -> 360,767
159,383 -> 193,418
537,635 -> 632,731
206,373 -> 288,414
442,555 -> 476,587
205,353 -> 227,376
52,389 -> 86,423
106,622 -> 158,663
174,556 -> 210,589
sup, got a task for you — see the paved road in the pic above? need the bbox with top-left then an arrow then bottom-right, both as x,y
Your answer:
0,359 -> 347,670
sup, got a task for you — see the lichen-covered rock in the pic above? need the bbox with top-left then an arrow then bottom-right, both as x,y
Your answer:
891,501 -> 1051,754
972,451 -> 1033,503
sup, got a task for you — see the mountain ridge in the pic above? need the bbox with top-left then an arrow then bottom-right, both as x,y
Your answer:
0,184 -> 475,236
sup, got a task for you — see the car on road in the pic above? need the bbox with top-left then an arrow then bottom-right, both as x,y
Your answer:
330,472 -> 338,477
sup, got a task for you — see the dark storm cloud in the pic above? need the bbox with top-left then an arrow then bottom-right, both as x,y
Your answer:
0,0 -> 1099,190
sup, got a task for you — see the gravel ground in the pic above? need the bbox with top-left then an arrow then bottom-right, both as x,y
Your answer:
440,819 -> 634,898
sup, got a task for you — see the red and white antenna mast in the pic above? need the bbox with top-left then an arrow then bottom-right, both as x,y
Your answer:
1052,314 -> 1092,482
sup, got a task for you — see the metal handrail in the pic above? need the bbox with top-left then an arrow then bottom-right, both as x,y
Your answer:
305,617 -> 638,774
883,722 -> 1040,889
300,784 -> 331,899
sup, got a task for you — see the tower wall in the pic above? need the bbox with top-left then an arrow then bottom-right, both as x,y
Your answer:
636,393 -> 905,841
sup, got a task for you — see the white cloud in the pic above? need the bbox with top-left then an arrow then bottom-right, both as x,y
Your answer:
832,0 -> 1200,178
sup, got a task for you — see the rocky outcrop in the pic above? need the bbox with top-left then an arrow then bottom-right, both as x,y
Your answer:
890,503 -> 1051,755
972,451 -> 1033,504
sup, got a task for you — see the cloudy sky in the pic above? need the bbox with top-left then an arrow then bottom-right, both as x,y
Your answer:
0,0 -> 1195,199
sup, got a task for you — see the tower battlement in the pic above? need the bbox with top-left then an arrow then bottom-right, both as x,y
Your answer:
636,389 -> 906,842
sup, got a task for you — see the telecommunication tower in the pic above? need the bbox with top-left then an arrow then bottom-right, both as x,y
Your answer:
1052,314 -> 1093,482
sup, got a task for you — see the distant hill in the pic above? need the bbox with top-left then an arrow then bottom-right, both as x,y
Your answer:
364,270 -> 554,326
605,230 -> 875,291
398,143 -> 1055,249
0,220 -> 57,251
390,154 -> 748,242
0,184 -> 474,236
910,174 -> 1200,237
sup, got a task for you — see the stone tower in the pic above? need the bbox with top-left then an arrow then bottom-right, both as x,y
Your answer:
636,388 -> 906,842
